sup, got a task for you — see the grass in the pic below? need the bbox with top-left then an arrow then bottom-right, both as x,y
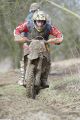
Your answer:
36,73 -> 80,105
0,84 -> 26,96
0,73 -> 80,106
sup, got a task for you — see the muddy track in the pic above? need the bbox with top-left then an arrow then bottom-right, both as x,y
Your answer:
0,59 -> 80,120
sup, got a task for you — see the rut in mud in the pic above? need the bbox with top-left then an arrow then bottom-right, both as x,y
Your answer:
0,58 -> 80,120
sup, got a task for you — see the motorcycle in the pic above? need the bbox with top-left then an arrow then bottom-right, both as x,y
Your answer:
25,36 -> 59,99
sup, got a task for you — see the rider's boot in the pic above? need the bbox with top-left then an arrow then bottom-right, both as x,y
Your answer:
41,79 -> 49,88
40,69 -> 49,88
18,60 -> 25,86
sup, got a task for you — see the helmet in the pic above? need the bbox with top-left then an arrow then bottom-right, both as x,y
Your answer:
33,11 -> 47,21
29,3 -> 40,12
33,11 -> 47,31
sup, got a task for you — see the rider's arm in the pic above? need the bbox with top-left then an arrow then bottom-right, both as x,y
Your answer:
14,22 -> 30,43
49,26 -> 63,45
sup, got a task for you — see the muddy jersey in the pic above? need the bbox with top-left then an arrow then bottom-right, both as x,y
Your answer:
28,24 -> 51,40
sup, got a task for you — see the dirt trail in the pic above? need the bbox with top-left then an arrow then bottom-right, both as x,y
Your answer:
0,59 -> 80,120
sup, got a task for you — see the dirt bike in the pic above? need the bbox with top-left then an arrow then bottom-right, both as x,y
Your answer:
25,36 -> 59,99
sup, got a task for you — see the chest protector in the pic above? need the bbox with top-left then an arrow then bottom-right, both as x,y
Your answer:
27,23 -> 51,41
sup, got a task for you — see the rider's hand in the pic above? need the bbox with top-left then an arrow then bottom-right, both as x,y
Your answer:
48,38 -> 62,44
14,35 -> 30,43
47,38 -> 58,44
23,37 -> 30,42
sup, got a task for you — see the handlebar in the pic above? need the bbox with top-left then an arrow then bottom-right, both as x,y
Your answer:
34,36 -> 44,40
27,36 -> 60,44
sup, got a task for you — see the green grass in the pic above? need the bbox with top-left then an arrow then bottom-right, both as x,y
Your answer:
0,84 -> 26,96
37,73 -> 80,104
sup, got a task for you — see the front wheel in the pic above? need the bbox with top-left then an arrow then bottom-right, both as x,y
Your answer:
25,61 -> 35,99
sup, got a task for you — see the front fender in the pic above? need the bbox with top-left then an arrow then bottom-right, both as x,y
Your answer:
28,52 -> 39,60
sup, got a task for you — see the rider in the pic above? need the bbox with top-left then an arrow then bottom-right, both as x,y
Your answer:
25,2 -> 40,22
14,10 -> 63,88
